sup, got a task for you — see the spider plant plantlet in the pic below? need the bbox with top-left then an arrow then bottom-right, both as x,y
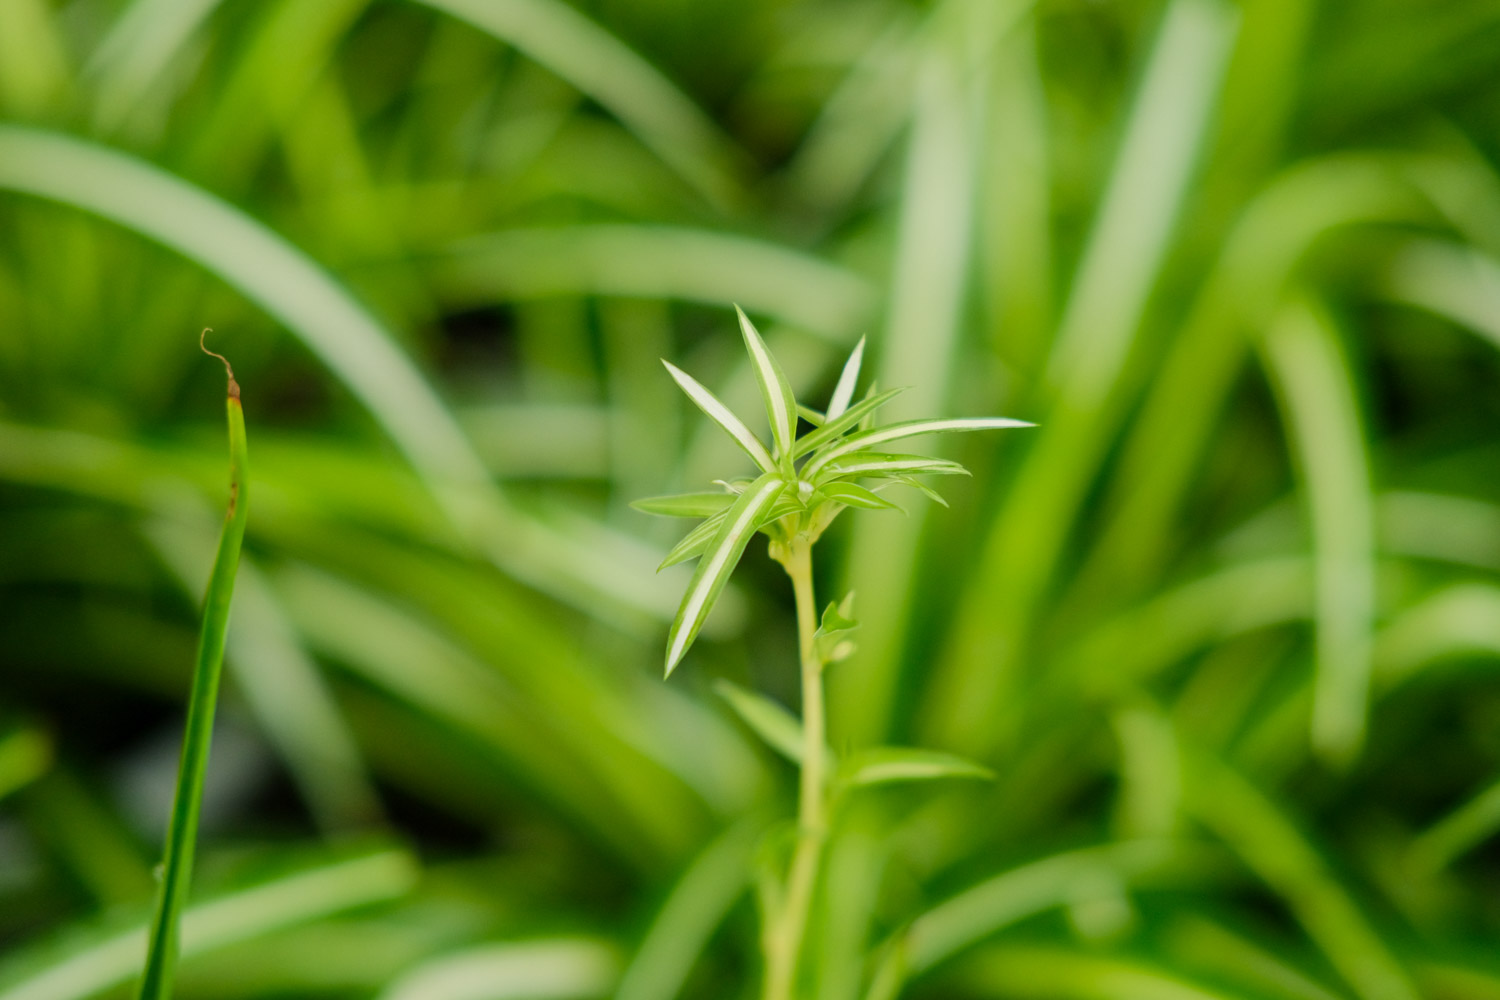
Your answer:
633,307 -> 1032,1000
135,332 -> 250,1000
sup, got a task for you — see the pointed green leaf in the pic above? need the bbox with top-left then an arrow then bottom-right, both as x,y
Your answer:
895,475 -> 949,508
840,747 -> 995,789
792,386 -> 907,458
714,679 -> 805,764
796,403 -> 826,427
818,481 -> 899,511
826,336 -> 866,421
665,473 -> 785,674
761,496 -> 805,525
658,510 -> 728,570
815,593 -> 859,664
817,592 -> 858,637
803,417 -> 1034,478
663,360 -> 776,473
736,306 -> 798,462
817,453 -> 971,480
632,491 -> 736,518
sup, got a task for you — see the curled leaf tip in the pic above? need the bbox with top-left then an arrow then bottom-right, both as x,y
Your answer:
200,328 -> 240,400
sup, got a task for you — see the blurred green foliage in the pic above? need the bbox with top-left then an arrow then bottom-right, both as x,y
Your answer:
3,0 -> 1500,997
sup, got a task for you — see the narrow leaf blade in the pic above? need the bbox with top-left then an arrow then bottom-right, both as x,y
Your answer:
793,386 -> 907,458
826,336 -> 866,421
632,492 -> 736,518
736,306 -> 798,461
658,510 -> 728,570
818,481 -> 899,511
804,417 -> 1034,478
663,360 -> 776,473
665,473 -> 785,674
714,680 -> 805,763
818,453 -> 971,480
840,748 -> 995,789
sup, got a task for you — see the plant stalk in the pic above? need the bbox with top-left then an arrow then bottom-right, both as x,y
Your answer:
136,349 -> 248,1000
764,535 -> 826,1000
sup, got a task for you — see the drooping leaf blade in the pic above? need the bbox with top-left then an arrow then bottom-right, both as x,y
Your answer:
632,492 -> 737,518
796,403 -> 825,427
792,386 -> 907,458
803,417 -> 1034,478
894,475 -> 949,508
818,481 -> 899,511
714,679 -> 806,764
665,473 -> 786,674
839,747 -> 995,789
826,336 -> 866,421
663,360 -> 776,473
736,306 -> 799,463
658,509 -> 729,570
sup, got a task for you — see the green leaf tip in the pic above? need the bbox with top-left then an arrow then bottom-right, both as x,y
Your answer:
662,359 -> 777,473
735,305 -> 798,464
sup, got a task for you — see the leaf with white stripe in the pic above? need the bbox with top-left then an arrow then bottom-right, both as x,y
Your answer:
663,360 -> 776,473
894,475 -> 949,508
793,386 -> 906,457
818,481 -> 899,511
819,453 -> 971,481
826,336 -> 866,421
803,417 -> 1034,478
665,473 -> 786,675
658,510 -> 727,570
736,306 -> 798,463
632,491 -> 736,518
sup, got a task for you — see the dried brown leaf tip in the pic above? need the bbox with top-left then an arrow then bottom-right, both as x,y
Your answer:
200,328 -> 240,400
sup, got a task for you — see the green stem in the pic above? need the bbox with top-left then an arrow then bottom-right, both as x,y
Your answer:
765,536 -> 826,1000
136,362 -> 248,1000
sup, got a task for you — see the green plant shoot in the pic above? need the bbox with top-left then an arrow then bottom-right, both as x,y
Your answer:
634,306 -> 1030,1000
135,332 -> 250,1000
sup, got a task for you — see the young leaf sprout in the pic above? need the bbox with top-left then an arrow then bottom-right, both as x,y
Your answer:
633,307 -> 1031,1000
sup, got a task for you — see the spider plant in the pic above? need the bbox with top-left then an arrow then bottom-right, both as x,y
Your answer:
635,307 -> 1031,1000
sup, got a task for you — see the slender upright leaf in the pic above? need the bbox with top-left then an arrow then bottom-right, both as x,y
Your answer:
826,336 -> 866,422
136,345 -> 249,1000
735,306 -> 798,463
662,361 -> 776,473
792,386 -> 907,458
